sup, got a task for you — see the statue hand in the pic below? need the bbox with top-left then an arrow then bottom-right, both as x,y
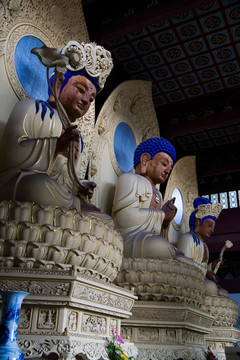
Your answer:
206,270 -> 218,283
55,125 -> 79,154
211,258 -> 226,271
79,180 -> 97,200
174,247 -> 184,258
162,198 -> 177,228
79,196 -> 101,212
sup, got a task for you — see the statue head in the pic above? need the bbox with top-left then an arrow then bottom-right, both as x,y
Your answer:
49,41 -> 113,95
133,137 -> 176,169
45,41 -> 113,121
189,197 -> 223,231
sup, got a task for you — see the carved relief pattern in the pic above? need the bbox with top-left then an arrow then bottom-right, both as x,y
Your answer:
138,327 -> 159,341
18,308 -> 31,329
0,0 -> 88,48
110,319 -> 118,332
137,347 -> 206,360
131,309 -> 185,322
18,339 -> 109,360
82,314 -> 106,334
67,310 -> 78,331
121,326 -> 132,341
0,279 -> 71,295
38,308 -> 57,329
18,338 -> 138,360
165,329 -> 177,343
208,328 -> 240,339
73,283 -> 134,312
182,329 -> 204,345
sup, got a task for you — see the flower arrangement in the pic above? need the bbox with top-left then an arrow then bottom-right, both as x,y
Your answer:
107,329 -> 136,360
205,346 -> 218,360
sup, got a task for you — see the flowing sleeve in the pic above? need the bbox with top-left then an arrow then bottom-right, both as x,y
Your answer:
0,99 -> 62,174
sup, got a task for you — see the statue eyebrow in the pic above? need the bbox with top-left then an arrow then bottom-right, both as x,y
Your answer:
74,80 -> 88,89
74,80 -> 96,94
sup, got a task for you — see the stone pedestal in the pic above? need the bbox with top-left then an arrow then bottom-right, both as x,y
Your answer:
206,327 -> 240,360
121,300 -> 214,360
0,268 -> 138,360
115,257 -> 240,359
203,295 -> 240,360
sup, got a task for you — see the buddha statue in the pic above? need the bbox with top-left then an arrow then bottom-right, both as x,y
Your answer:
178,197 -> 229,297
112,137 -> 184,260
0,41 -> 113,214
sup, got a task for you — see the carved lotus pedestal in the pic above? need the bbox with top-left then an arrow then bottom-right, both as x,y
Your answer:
0,200 -> 138,360
115,258 -> 240,360
203,295 -> 240,360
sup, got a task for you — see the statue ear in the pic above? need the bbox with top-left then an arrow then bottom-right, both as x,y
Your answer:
195,218 -> 201,231
139,153 -> 151,174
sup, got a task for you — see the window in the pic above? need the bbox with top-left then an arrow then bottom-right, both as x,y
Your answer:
202,190 -> 240,209
220,192 -> 228,209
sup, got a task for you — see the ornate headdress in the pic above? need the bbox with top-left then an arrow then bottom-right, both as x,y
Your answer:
60,41 -> 113,93
133,137 -> 176,168
189,197 -> 222,230
195,202 -> 223,221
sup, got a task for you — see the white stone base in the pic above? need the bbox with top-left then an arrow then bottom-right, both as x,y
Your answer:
121,300 -> 214,360
205,327 -> 240,360
0,268 -> 138,360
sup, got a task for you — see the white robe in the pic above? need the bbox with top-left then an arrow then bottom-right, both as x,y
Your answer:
0,99 -> 80,210
112,173 -> 176,259
178,232 -> 209,274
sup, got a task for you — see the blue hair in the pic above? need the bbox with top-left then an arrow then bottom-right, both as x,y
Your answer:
133,137 -> 176,168
48,69 -> 99,96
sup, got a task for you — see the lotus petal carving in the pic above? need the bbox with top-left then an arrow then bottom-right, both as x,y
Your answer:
32,204 -> 54,225
48,245 -> 68,263
26,242 -> 49,260
10,201 -> 32,222
62,229 -> 81,248
41,224 -> 63,246
0,220 -> 17,240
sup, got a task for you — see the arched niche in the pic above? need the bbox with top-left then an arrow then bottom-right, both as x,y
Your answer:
89,80 -> 160,214
14,35 -> 54,100
162,156 -> 198,247
0,0 -> 89,141
5,25 -> 54,101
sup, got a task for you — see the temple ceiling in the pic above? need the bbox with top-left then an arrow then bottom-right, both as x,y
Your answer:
82,0 -> 240,194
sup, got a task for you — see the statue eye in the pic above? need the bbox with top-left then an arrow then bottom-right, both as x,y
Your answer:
77,86 -> 85,93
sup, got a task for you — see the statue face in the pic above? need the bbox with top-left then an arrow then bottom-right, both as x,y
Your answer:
197,218 -> 216,240
145,152 -> 173,185
58,75 -> 96,122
